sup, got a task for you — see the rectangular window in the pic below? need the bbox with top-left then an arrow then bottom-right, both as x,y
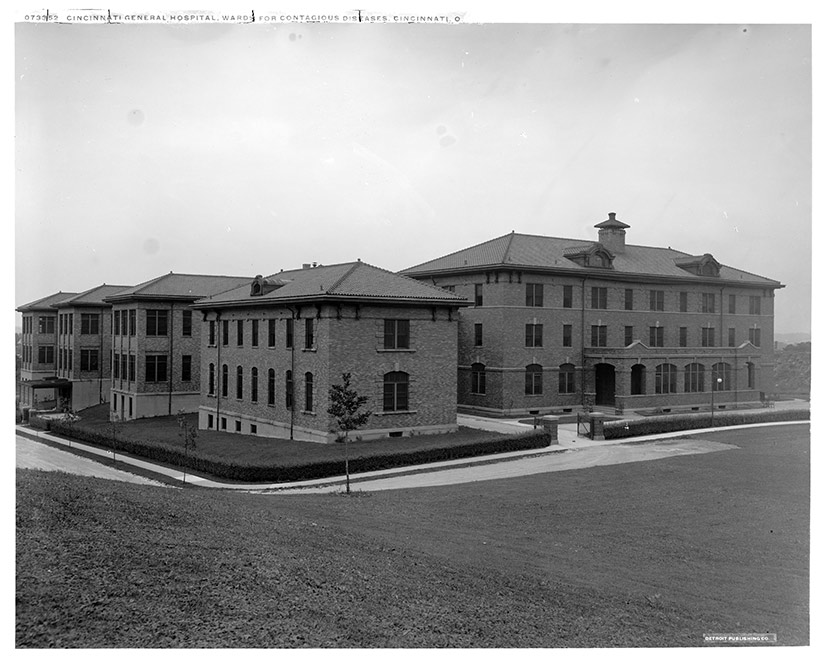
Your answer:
525,366 -> 543,396
207,414 -> 213,429
121,310 -> 128,336
525,283 -> 543,307
284,319 -> 293,348
129,309 -> 136,336
145,355 -> 168,383
474,323 -> 483,347
649,326 -> 664,347
221,417 -> 227,431
624,289 -> 633,311
563,285 -> 573,308
113,353 -> 120,379
38,316 -> 56,334
749,296 -> 761,315
525,323 -> 543,348
702,293 -> 716,314
120,354 -> 127,381
37,346 -> 55,364
679,327 -> 688,347
236,319 -> 244,346
649,290 -> 664,311
114,311 -> 121,336
728,327 -> 736,347
474,283 -> 483,307
590,287 -> 607,309
250,424 -> 257,435
590,325 -> 607,347
129,354 -> 135,382
235,420 -> 242,433
80,313 -> 100,335
701,327 -> 715,347
563,324 -> 573,347
624,325 -> 633,346
182,310 -> 192,337
251,320 -> 259,347
268,319 -> 276,347
208,320 -> 216,346
305,318 -> 315,349
304,373 -> 314,412
222,320 -> 229,346
182,355 -> 192,382
80,349 -> 99,372
749,328 -> 761,347
146,310 -> 168,336
558,367 -> 574,394
728,294 -> 736,314
384,319 -> 411,349
679,292 -> 688,313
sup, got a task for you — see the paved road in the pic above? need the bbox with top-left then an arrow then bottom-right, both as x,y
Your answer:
16,435 -> 167,487
257,438 -> 739,494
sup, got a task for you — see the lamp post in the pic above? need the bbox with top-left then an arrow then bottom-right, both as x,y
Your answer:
711,376 -> 722,427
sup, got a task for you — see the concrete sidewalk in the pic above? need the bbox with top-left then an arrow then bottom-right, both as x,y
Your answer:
15,401 -> 809,493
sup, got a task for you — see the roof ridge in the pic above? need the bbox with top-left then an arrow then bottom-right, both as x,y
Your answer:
402,232 -> 515,271
326,262 -> 361,294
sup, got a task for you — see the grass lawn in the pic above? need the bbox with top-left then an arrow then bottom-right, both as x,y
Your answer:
16,423 -> 809,648
70,404 -> 527,470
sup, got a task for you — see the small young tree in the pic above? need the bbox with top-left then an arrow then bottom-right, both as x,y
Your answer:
177,410 -> 199,484
327,373 -> 372,493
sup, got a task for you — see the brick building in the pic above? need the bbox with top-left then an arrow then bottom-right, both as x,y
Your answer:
401,213 -> 783,416
104,273 -> 250,421
52,284 -> 132,411
192,261 -> 467,443
17,291 -> 78,410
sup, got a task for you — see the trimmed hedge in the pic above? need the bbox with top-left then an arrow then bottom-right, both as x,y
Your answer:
46,421 -> 551,483
27,413 -> 51,431
603,408 -> 810,440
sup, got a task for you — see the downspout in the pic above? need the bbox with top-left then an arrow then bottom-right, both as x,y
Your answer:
580,277 -> 587,407
168,303 -> 174,415
719,287 -> 724,347
98,307 -> 104,404
215,312 -> 221,430
288,305 -> 297,440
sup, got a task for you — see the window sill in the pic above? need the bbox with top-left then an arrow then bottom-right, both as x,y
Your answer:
301,410 -> 316,416
302,348 -> 317,353
376,410 -> 416,416
377,348 -> 416,353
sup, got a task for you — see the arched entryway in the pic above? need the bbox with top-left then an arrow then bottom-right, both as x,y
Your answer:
595,363 -> 616,406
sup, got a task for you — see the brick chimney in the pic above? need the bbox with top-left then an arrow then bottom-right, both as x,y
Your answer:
594,212 -> 630,254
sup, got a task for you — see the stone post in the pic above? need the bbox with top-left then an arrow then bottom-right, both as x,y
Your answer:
589,412 -> 606,441
541,415 -> 559,445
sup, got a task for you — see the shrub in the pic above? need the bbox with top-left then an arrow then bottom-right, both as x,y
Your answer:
46,421 -> 551,483
603,408 -> 810,440
27,413 -> 51,431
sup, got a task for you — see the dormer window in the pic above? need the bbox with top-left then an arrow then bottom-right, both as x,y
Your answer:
250,275 -> 284,297
564,242 -> 615,269
675,254 -> 721,277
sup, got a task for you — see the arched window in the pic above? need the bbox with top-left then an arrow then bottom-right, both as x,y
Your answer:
684,363 -> 705,393
208,363 -> 215,396
558,363 -> 575,394
383,371 -> 409,411
251,367 -> 258,402
267,368 -> 275,405
630,364 -> 646,395
304,372 -> 314,412
221,364 -> 228,397
655,363 -> 677,394
471,363 -> 486,395
525,364 -> 543,396
285,370 -> 293,409
712,363 -> 731,391
747,362 -> 756,389
236,365 -> 243,400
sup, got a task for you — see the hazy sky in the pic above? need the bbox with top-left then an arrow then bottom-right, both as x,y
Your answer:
14,18 -> 811,333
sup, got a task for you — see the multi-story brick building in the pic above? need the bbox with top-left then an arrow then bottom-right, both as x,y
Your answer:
17,291 -> 78,410
104,273 -> 250,421
192,261 -> 468,443
401,213 -> 783,416
52,284 -> 132,411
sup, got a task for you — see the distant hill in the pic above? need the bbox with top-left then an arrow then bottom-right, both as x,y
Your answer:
774,345 -> 810,399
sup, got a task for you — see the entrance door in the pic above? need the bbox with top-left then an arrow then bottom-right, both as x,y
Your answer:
595,363 -> 616,406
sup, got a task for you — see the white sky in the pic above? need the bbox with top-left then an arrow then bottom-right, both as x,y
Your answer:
13,10 -> 812,334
